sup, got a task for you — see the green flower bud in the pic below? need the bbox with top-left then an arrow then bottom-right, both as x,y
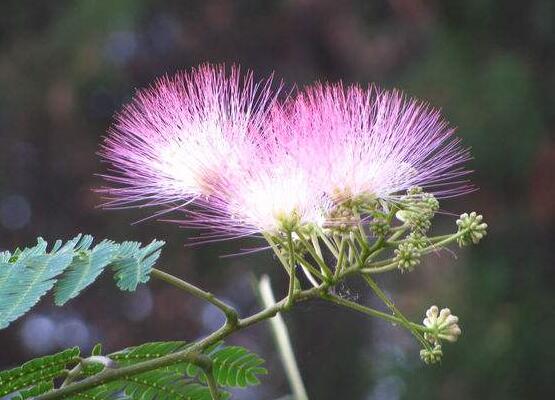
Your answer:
370,217 -> 390,237
407,186 -> 424,196
404,187 -> 439,212
456,212 -> 487,246
277,233 -> 308,260
325,204 -> 358,234
395,209 -> 432,233
397,187 -> 439,234
420,344 -> 443,364
406,231 -> 428,249
422,193 -> 440,213
394,242 -> 421,272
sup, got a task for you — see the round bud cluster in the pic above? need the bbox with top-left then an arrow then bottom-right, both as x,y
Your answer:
353,194 -> 378,213
406,231 -> 428,249
275,210 -> 303,233
396,187 -> 439,233
396,209 -> 432,233
394,242 -> 421,272
406,187 -> 440,212
326,208 -> 358,234
421,193 -> 440,213
456,212 -> 487,247
370,216 -> 390,237
423,305 -> 461,344
420,344 -> 443,364
406,186 -> 424,196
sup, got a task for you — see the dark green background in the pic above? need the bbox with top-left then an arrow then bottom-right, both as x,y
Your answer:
0,1 -> 553,399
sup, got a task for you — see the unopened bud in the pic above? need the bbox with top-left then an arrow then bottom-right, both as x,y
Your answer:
423,305 -> 462,344
394,242 -> 421,272
456,212 -> 487,246
420,344 -> 443,364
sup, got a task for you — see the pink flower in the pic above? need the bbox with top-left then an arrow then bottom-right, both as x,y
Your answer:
99,64 -> 276,210
186,144 -> 331,238
99,66 -> 472,240
280,83 -> 472,204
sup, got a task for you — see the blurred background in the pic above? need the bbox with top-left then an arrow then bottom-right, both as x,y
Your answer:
0,1 -> 553,399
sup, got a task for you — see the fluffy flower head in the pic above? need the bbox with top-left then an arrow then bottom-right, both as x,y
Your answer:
100,64 -> 275,208
281,83 -> 471,205
99,66 -> 473,241
187,146 -> 330,238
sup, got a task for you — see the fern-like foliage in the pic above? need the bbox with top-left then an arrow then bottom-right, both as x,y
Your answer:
109,341 -> 192,367
185,345 -> 268,388
13,381 -> 54,400
0,347 -> 80,397
110,341 -> 267,388
0,238 -> 76,329
111,241 -> 165,291
0,235 -> 164,329
0,341 -> 267,400
65,341 -> 266,399
65,379 -> 227,400
54,236 -> 118,305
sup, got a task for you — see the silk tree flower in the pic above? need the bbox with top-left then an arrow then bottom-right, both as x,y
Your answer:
280,83 -> 472,206
100,64 -> 329,239
99,67 -> 472,240
99,64 -> 277,210
183,144 -> 332,239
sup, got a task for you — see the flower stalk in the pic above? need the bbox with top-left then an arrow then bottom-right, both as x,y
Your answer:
34,206 -> 486,399
151,268 -> 238,327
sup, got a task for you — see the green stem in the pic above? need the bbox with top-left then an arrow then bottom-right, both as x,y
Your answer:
35,284 -> 325,400
262,232 -> 291,274
314,226 -> 339,258
386,233 -> 454,247
347,237 -> 363,267
60,362 -> 83,388
361,230 -> 467,274
151,268 -> 238,327
360,262 -> 398,274
295,254 -> 325,282
295,230 -> 332,279
333,238 -> 347,279
204,369 -> 220,400
323,294 -> 426,332
353,210 -> 369,252
310,232 -> 324,262
361,274 -> 430,350
33,221 -> 462,400
285,232 -> 296,308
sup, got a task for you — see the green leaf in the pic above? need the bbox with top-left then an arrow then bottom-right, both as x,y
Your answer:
108,341 -> 266,391
123,341 -> 268,389
0,341 -> 263,400
0,347 -> 79,397
110,341 -> 190,367
208,345 -> 267,388
111,240 -> 165,291
122,371 -> 229,400
0,235 -> 165,329
54,238 -> 118,306
63,382 -> 126,400
13,381 -> 54,399
13,381 -> 54,400
0,238 -> 75,328
66,376 -> 228,400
